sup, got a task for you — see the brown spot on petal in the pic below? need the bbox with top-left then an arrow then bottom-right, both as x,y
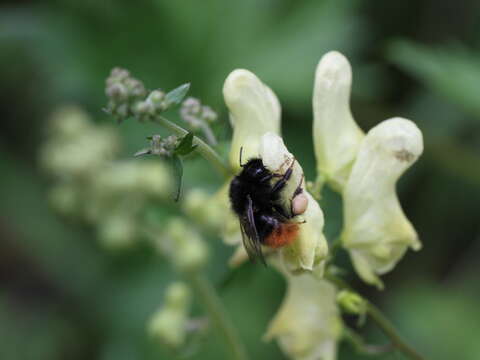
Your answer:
394,149 -> 415,162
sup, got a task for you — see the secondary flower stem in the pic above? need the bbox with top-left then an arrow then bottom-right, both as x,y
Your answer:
343,326 -> 393,355
188,272 -> 249,360
325,273 -> 426,360
151,116 -> 231,178
366,302 -> 425,360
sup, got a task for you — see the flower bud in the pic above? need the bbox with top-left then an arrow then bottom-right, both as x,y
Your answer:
223,69 -> 281,171
313,51 -> 364,192
265,262 -> 342,360
336,290 -> 367,315
182,188 -> 226,230
148,282 -> 192,348
159,218 -> 209,272
97,211 -> 137,250
342,117 -> 423,289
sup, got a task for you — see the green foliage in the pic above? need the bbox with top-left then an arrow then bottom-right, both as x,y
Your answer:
1,1 -> 480,360
164,83 -> 191,109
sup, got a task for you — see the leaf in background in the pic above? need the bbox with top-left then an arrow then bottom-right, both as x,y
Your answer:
174,132 -> 198,156
387,40 -> 480,119
164,83 -> 190,109
170,155 -> 183,202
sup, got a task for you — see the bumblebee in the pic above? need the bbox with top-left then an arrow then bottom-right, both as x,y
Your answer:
229,149 -> 307,263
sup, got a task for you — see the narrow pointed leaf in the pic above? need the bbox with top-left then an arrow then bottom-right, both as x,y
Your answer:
174,132 -> 198,156
171,155 -> 184,202
164,83 -> 190,108
134,148 -> 151,157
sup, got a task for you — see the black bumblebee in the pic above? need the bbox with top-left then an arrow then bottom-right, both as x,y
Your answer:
229,149 -> 307,263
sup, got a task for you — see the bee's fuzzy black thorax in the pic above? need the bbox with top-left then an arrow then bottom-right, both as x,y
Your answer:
229,156 -> 298,264
229,158 -> 278,216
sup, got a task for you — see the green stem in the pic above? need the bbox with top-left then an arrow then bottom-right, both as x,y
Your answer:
187,272 -> 249,360
325,273 -> 426,360
366,302 -> 425,360
343,326 -> 393,356
151,116 -> 231,178
327,235 -> 343,264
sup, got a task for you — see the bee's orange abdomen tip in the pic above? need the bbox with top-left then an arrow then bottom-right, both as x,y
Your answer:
264,223 -> 299,248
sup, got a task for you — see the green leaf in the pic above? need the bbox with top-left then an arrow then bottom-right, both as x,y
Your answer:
164,83 -> 190,108
134,148 -> 151,157
174,132 -> 198,156
171,155 -> 183,202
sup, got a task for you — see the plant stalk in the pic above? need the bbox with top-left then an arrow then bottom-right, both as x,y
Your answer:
366,302 -> 425,360
151,116 -> 231,178
188,272 -> 249,360
326,272 -> 426,360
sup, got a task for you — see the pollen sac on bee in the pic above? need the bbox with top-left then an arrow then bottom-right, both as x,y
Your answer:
292,193 -> 308,216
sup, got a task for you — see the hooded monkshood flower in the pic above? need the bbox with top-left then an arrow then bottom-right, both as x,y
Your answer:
264,259 -> 342,360
185,69 -> 328,272
341,118 -> 423,289
225,70 -> 327,272
311,51 -> 424,289
312,51 -> 364,192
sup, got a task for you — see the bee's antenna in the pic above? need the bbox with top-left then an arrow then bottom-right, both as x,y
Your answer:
239,146 -> 244,167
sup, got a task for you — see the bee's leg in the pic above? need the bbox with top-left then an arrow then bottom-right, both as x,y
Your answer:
259,173 -> 274,183
292,174 -> 305,198
290,175 -> 308,218
270,159 -> 296,195
239,147 -> 244,167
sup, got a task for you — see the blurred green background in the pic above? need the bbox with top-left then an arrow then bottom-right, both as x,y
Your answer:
1,0 -> 480,359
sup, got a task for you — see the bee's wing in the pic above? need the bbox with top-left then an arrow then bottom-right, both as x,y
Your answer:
239,195 -> 266,265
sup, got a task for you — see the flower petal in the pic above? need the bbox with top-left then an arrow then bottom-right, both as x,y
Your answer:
265,262 -> 342,360
224,69 -> 281,171
342,117 -> 423,288
313,51 -> 364,191
259,133 -> 328,272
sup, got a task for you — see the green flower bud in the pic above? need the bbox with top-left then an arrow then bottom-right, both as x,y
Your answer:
336,290 -> 367,315
97,212 -> 137,250
148,282 -> 192,348
158,218 -> 209,272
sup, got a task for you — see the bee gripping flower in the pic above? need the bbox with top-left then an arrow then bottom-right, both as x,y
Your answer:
313,51 -> 364,192
265,262 -> 342,360
260,132 -> 328,273
342,117 -> 423,289
223,69 -> 281,170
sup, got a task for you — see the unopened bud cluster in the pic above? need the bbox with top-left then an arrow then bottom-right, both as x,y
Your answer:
155,218 -> 209,272
180,97 -> 217,128
133,89 -> 169,121
41,105 -> 174,250
180,97 -> 218,145
105,67 -> 147,121
135,134 -> 179,157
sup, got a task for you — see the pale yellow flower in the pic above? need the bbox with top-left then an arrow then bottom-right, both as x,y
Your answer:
313,51 -> 364,192
223,69 -> 281,171
342,118 -> 423,289
265,260 -> 342,360
260,132 -> 328,272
